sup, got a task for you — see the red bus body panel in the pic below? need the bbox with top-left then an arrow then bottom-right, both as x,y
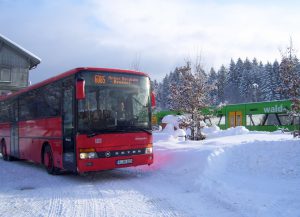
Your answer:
18,118 -> 63,167
76,132 -> 153,173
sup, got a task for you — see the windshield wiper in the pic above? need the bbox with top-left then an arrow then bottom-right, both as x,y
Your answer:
124,126 -> 152,135
87,127 -> 127,138
132,97 -> 148,108
87,131 -> 101,138
86,126 -> 152,138
138,128 -> 152,135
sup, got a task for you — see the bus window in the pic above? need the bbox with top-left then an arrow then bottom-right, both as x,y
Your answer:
278,114 -> 292,126
218,115 -> 225,125
0,101 -> 9,122
203,117 -> 212,126
246,114 -> 265,126
77,84 -> 151,132
210,117 -> 221,126
293,116 -> 300,125
265,114 -> 280,125
246,115 -> 254,126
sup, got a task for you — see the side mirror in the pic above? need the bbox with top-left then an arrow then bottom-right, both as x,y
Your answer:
76,78 -> 85,100
151,92 -> 156,108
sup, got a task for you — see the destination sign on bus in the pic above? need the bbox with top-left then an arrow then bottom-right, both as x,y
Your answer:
94,74 -> 139,85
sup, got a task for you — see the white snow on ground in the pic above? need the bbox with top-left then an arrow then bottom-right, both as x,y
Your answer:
0,126 -> 300,217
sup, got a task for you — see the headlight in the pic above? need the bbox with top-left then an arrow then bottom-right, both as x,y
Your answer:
79,148 -> 98,159
145,147 -> 153,154
88,152 -> 98,159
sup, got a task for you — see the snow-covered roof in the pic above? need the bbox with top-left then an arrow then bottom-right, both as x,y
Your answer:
0,33 -> 41,69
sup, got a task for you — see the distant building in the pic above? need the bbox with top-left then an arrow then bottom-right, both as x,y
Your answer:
0,34 -> 41,96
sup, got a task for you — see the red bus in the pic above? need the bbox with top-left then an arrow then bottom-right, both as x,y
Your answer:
0,67 -> 154,174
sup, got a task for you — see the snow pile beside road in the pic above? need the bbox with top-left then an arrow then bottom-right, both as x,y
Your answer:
195,135 -> 300,217
154,124 -> 251,141
202,125 -> 250,138
201,138 -> 300,181
152,127 -> 300,217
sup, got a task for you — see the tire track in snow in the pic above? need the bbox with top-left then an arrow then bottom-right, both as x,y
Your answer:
110,169 -> 184,217
86,172 -> 123,217
46,188 -> 60,217
45,175 -> 100,217
0,154 -> 186,217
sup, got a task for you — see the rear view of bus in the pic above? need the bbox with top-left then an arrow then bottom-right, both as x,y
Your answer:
72,69 -> 154,173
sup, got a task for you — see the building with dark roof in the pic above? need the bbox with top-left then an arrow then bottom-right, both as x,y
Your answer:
0,34 -> 41,95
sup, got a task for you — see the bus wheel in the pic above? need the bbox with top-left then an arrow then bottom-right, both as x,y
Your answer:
43,146 -> 59,175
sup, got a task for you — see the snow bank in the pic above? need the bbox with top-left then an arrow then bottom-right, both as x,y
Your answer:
202,126 -> 249,138
155,125 -> 259,142
153,132 -> 177,142
202,125 -> 221,136
195,136 -> 300,217
152,126 -> 300,217
203,139 -> 300,179
160,115 -> 251,140
161,115 -> 181,129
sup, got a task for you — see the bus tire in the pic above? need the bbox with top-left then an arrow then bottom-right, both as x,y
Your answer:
1,140 -> 11,161
43,145 -> 59,175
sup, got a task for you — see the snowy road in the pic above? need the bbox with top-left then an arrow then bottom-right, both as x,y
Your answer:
0,156 -> 232,217
0,160 -> 184,217
1,128 -> 300,217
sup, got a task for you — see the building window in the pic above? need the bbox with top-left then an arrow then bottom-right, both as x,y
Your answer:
0,68 -> 11,82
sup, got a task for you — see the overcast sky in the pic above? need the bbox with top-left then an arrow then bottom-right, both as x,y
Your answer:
1,0 -> 300,84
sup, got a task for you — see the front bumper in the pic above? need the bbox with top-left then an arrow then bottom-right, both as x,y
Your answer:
77,153 -> 153,173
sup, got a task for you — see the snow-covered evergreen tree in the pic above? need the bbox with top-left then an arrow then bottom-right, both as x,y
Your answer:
156,74 -> 171,110
260,62 -> 273,101
239,58 -> 253,102
151,79 -> 158,93
252,59 -> 265,101
224,59 -> 236,103
154,50 -> 300,113
225,58 -> 243,103
216,65 -> 227,104
208,67 -> 218,105
272,60 -> 282,100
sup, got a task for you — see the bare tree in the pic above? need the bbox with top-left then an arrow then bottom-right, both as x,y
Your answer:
130,52 -> 142,71
169,57 -> 214,140
278,37 -> 300,99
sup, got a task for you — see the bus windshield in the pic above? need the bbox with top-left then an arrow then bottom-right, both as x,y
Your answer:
77,71 -> 151,134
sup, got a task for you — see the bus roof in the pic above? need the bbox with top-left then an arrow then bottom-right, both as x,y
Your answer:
0,67 -> 150,101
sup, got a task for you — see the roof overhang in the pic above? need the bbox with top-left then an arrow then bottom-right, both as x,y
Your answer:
0,33 -> 41,69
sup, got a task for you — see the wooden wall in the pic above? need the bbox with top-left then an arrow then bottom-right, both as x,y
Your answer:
0,44 -> 30,95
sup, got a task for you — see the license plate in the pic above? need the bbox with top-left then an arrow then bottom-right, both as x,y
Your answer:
116,159 -> 133,165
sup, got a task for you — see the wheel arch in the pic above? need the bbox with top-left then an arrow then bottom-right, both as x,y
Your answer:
41,141 -> 51,164
0,138 -> 5,154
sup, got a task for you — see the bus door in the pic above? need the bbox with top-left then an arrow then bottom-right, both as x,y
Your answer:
10,102 -> 19,158
229,111 -> 243,127
62,79 -> 76,171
